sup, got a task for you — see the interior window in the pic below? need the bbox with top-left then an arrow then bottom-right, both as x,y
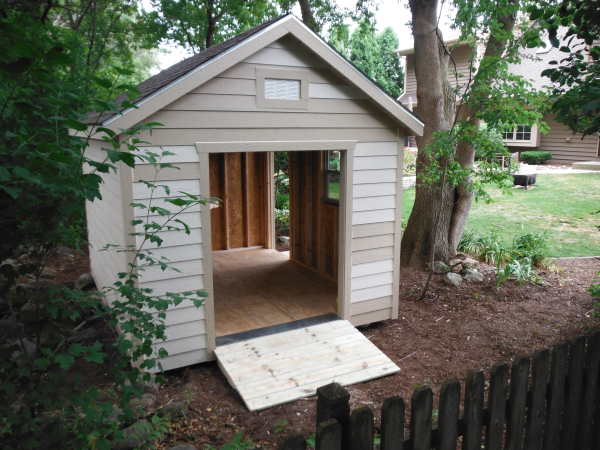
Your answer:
265,79 -> 300,100
324,150 -> 340,204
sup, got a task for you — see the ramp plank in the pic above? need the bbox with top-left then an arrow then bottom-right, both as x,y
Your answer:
215,320 -> 399,411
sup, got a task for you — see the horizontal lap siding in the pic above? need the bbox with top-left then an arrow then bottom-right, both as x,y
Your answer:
134,37 -> 402,368
538,114 -> 599,163
133,150 -> 208,363
350,142 -> 399,324
84,140 -> 128,305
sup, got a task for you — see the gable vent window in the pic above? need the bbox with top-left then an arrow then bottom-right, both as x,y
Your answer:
265,79 -> 300,100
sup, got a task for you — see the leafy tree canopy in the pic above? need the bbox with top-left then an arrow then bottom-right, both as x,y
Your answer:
530,0 -> 600,136
346,22 -> 404,98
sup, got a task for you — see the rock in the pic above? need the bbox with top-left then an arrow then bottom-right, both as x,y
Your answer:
160,401 -> 189,417
442,272 -> 462,287
279,236 -> 290,244
455,253 -> 468,260
464,269 -> 484,283
20,301 -> 40,321
0,317 -> 22,334
114,420 -> 153,450
449,258 -> 463,267
1,259 -> 16,266
451,264 -> 462,273
67,327 -> 100,343
56,246 -> 73,256
41,267 -> 56,278
11,338 -> 39,367
169,445 -> 198,450
462,258 -> 480,270
103,408 -> 125,426
74,273 -> 94,290
432,261 -> 451,274
16,283 -> 35,292
129,393 -> 157,409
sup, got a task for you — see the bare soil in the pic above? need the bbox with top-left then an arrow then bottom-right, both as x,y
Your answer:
29,251 -> 600,448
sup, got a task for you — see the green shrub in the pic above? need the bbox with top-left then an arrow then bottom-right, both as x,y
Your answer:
520,151 -> 553,165
276,192 -> 289,210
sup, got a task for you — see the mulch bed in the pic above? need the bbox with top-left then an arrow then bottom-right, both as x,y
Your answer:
23,250 -> 600,448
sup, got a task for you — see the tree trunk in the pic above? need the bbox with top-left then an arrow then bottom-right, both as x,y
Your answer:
206,0 -> 215,48
401,0 -> 456,266
401,0 -> 518,266
298,0 -> 317,30
447,3 -> 517,253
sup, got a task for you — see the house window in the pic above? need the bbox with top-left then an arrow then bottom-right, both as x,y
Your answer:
504,124 -> 532,141
265,79 -> 300,100
324,150 -> 340,205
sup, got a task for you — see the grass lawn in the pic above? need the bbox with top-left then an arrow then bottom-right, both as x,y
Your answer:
402,173 -> 600,257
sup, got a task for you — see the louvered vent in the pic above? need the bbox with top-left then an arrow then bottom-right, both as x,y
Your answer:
265,79 -> 300,99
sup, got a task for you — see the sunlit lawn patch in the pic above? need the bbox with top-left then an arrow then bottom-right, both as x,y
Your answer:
402,173 -> 600,257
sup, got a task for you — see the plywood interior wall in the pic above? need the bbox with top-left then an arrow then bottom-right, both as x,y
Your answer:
289,151 -> 339,280
209,152 -> 268,250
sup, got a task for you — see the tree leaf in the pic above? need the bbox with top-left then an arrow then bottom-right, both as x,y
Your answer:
55,354 -> 75,370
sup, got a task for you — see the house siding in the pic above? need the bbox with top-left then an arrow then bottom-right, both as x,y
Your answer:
119,36 -> 404,370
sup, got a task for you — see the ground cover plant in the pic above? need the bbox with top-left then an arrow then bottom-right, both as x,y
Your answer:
402,173 -> 600,257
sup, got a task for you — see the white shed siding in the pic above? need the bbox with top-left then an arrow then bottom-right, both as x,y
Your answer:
111,36 -> 406,369
133,146 -> 208,371
83,139 -> 129,306
349,141 -> 399,325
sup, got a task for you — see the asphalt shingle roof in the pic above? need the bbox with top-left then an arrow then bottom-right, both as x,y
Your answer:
92,15 -> 288,124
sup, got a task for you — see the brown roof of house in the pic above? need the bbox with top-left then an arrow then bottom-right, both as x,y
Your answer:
92,14 -> 288,124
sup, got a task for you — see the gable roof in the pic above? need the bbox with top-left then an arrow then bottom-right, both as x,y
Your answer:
93,14 -> 424,136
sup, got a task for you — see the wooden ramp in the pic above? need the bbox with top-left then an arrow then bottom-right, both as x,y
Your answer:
214,320 -> 400,411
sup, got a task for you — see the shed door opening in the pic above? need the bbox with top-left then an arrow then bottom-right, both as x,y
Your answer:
210,150 -> 340,340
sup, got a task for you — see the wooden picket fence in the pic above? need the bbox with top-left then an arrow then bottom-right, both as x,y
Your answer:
278,330 -> 600,450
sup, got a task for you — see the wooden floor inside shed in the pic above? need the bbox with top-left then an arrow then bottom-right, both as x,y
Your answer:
213,248 -> 337,337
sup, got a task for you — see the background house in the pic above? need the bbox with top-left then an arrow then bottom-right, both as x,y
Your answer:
396,35 -> 600,163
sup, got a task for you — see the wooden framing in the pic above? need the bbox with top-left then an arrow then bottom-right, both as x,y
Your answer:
196,140 -> 355,359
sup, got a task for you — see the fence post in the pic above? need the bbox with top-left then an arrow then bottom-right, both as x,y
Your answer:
437,379 -> 460,450
278,432 -> 306,450
524,348 -> 550,450
462,370 -> 485,450
349,406 -> 374,450
485,362 -> 509,450
316,418 -> 342,450
410,386 -> 433,450
317,383 -> 350,450
576,330 -> 600,450
543,341 -> 569,450
381,396 -> 404,450
505,356 -> 530,450
560,335 -> 586,450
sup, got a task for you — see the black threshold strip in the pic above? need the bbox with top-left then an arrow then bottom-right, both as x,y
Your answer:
215,313 -> 341,347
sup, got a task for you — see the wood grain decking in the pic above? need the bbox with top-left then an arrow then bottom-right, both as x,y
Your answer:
214,320 -> 400,411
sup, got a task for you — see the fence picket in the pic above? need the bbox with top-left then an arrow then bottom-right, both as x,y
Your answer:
349,406 -> 374,450
543,341 -> 569,450
436,380 -> 460,450
380,396 -> 404,450
316,383 -> 350,450
279,431 -> 306,450
560,335 -> 586,450
576,330 -> 600,450
524,348 -> 550,450
463,370 -> 485,450
410,386 -> 433,450
486,362 -> 509,450
316,418 -> 341,450
506,356 -> 530,450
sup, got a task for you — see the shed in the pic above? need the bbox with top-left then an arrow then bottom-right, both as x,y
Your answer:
80,14 -> 424,409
